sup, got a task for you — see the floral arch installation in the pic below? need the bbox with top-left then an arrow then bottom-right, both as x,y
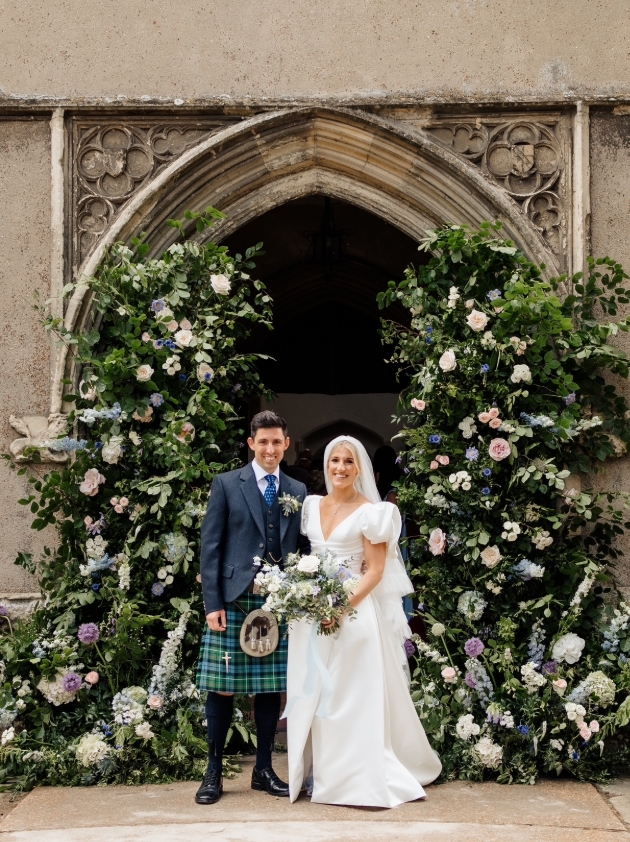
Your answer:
54,106 -> 560,414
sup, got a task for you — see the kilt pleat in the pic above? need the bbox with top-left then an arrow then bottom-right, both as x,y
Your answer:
196,593 -> 288,694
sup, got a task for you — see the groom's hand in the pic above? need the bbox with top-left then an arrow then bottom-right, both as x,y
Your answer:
207,610 -> 227,632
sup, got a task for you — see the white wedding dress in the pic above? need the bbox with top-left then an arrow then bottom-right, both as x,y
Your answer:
285,494 -> 442,807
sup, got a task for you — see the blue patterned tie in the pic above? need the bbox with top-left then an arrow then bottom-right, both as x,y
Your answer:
264,474 -> 276,506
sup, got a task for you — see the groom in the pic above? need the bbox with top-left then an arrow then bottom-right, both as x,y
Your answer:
195,410 -> 309,805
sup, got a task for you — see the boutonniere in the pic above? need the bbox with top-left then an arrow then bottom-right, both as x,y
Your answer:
278,493 -> 302,517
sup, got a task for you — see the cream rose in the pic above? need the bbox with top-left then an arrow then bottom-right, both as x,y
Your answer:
102,435 -> 125,465
147,695 -> 163,710
511,364 -> 532,384
436,455 -> 450,466
438,349 -> 457,372
133,406 -> 154,423
166,320 -> 179,332
296,554 -> 320,574
179,318 -> 192,330
211,274 -> 231,295
489,418 -> 502,429
466,309 -> 489,331
488,438 -> 511,461
480,545 -> 502,569
79,468 -> 106,496
174,329 -> 194,348
136,364 -> 154,382
430,460 -> 439,470
428,527 -> 447,556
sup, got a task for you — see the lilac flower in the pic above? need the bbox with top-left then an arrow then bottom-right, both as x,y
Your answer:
464,672 -> 477,689
464,637 -> 485,658
150,393 -> 164,407
517,724 -> 530,735
542,660 -> 558,675
404,639 -> 416,658
428,434 -> 441,444
63,672 -> 83,693
482,487 -> 491,495
151,299 -> 166,312
86,514 -> 107,535
480,364 -> 490,374
310,586 -> 321,596
565,392 -> 577,405
466,447 -> 479,461
151,582 -> 165,597
0,606 -> 7,617
483,468 -> 492,477
232,383 -> 242,393
487,289 -> 502,301
78,623 -> 100,645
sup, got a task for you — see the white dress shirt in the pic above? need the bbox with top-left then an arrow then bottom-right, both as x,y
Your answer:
251,459 -> 280,498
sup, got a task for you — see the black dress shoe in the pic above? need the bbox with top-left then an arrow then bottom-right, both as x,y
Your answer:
251,765 -> 290,796
195,769 -> 223,804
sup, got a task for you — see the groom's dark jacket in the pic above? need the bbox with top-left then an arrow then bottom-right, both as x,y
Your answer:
200,462 -> 309,614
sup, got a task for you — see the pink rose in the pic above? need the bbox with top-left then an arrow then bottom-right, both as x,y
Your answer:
79,468 -> 106,497
174,421 -> 195,443
488,408 -> 500,419
589,720 -> 600,733
133,406 -> 154,423
110,497 -> 119,506
114,505 -> 124,514
179,318 -> 193,330
84,516 -> 93,527
488,438 -> 511,461
141,332 -> 151,342
166,320 -> 179,332
430,460 -> 439,470
552,678 -> 567,696
441,666 -> 457,683
579,724 -> 592,741
85,671 -> 100,685
411,398 -> 426,411
428,527 -> 447,556
478,412 -> 491,423
489,418 -> 502,429
465,299 -> 475,309
119,497 -> 129,507
148,695 -> 163,710
436,455 -> 450,466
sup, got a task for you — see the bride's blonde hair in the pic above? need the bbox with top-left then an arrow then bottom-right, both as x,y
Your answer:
327,439 -> 363,480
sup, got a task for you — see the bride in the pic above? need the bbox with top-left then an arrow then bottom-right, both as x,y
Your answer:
285,436 -> 442,807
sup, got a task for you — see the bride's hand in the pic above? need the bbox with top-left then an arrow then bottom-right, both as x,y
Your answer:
321,618 -> 336,629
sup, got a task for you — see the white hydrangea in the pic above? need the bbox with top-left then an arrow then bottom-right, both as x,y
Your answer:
457,591 -> 487,621
520,661 -> 546,694
455,713 -> 480,740
75,732 -> 111,767
37,673 -> 78,706
552,632 -> 585,665
568,671 -> 616,708
511,364 -> 532,384
473,736 -> 503,768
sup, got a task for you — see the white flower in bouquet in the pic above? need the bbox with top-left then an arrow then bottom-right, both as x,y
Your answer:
102,435 -> 125,465
552,632 -> 585,665
439,349 -> 457,372
1,726 -> 15,745
466,309 -> 489,331
455,713 -> 480,740
428,527 -> 447,556
473,736 -> 503,768
480,330 -> 497,348
197,363 -> 214,383
342,576 -> 361,594
511,364 -> 532,384
568,671 -> 616,708
297,555 -> 320,574
75,733 -> 111,767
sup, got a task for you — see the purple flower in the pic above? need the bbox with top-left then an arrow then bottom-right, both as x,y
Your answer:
78,623 -> 100,645
482,487 -> 491,495
480,364 -> 490,374
92,583 -> 100,592
565,392 -> 577,405
542,660 -> 558,675
151,582 -> 165,597
464,672 -> 477,689
482,468 -> 492,477
429,434 -> 441,444
404,639 -> 416,658
310,586 -> 321,596
517,724 -> 530,735
150,393 -> 164,407
0,606 -> 7,617
151,299 -> 166,312
466,447 -> 479,461
487,289 -> 502,301
63,672 -> 83,693
464,637 -> 485,658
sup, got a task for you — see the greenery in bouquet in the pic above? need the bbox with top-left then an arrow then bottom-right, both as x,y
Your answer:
378,222 -> 630,783
0,208 -> 269,789
254,551 -> 359,635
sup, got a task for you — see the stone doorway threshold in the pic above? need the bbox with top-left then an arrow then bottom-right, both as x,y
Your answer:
1,756 -> 629,841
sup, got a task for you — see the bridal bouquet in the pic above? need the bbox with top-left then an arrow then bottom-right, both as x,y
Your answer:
254,551 -> 359,635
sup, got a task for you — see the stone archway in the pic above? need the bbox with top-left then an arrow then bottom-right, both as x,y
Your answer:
53,106 -> 560,413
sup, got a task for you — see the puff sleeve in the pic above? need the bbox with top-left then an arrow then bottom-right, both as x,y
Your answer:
360,501 -> 402,549
300,495 -> 321,537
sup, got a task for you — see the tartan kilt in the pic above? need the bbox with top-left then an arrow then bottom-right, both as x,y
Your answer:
195,593 -> 288,695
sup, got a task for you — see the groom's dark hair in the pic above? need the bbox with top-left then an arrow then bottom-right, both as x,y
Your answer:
250,410 -> 288,438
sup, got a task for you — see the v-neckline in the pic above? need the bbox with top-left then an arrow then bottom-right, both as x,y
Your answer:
317,498 -> 371,543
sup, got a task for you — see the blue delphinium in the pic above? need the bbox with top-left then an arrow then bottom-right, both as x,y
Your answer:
517,724 -> 530,735
46,437 -> 88,452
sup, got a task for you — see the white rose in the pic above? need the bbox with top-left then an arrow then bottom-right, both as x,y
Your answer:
552,632 -> 586,665
101,435 -> 124,465
174,329 -> 194,348
438,349 -> 457,372
211,274 -> 231,295
480,545 -> 502,569
466,309 -> 489,331
296,555 -> 320,574
197,363 -> 214,383
135,722 -> 155,740
511,364 -> 532,384
129,431 -> 142,446
342,576 -> 361,594
136,364 -> 154,382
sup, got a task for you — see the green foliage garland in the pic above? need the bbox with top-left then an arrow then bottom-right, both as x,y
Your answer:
0,210 -> 268,788
379,222 -> 630,783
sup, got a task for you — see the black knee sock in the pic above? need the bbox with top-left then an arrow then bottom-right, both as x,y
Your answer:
254,692 -> 281,771
205,692 -> 234,775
